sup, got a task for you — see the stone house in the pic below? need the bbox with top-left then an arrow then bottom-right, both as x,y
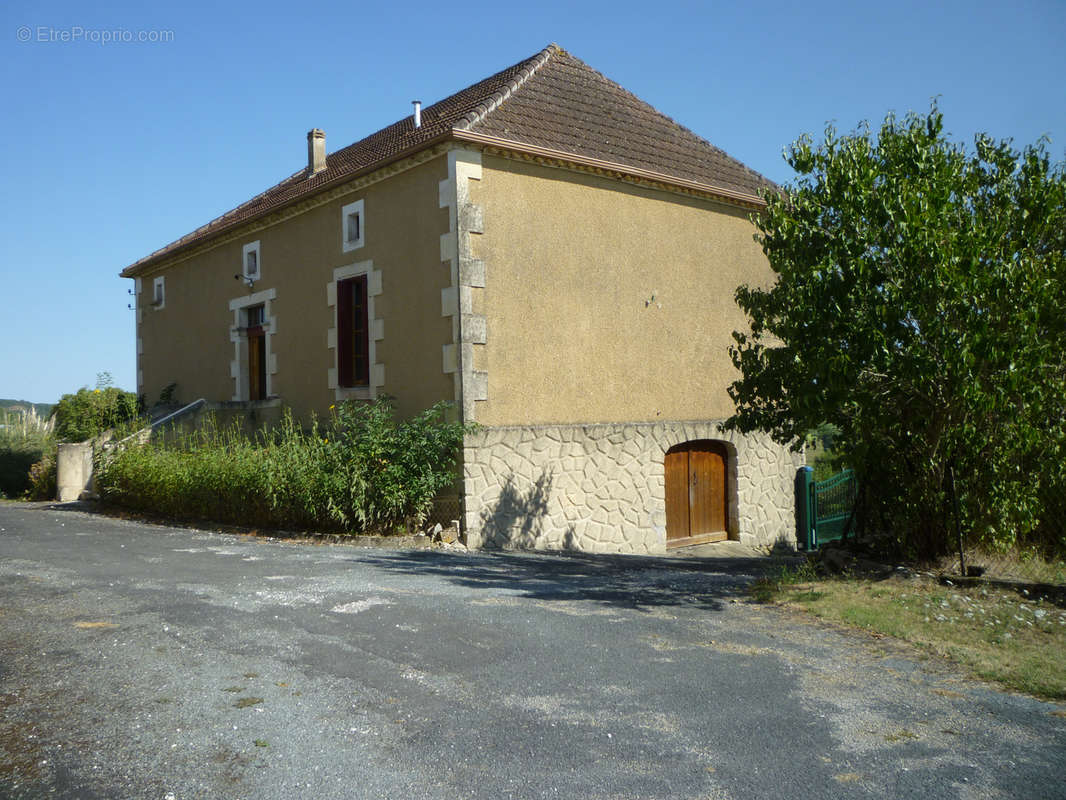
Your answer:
121,44 -> 802,553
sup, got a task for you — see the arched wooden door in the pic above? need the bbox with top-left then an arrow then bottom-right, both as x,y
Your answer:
665,440 -> 729,548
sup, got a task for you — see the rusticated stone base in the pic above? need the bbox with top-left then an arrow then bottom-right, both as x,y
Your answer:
462,421 -> 803,554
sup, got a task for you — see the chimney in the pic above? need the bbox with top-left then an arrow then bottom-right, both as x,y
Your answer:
307,128 -> 326,175
412,100 -> 421,129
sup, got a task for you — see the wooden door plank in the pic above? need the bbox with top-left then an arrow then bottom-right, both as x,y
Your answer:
248,330 -> 264,402
664,448 -> 690,541
689,445 -> 727,535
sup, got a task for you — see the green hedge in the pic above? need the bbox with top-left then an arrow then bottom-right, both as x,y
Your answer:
95,398 -> 471,533
53,385 -> 139,443
0,414 -> 54,499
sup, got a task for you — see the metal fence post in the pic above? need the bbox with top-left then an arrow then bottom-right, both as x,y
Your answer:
795,466 -> 815,550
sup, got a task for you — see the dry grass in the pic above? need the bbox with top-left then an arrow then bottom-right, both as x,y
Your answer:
755,569 -> 1066,701
935,546 -> 1066,584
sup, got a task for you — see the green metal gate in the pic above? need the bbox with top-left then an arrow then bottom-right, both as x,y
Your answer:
796,467 -> 857,550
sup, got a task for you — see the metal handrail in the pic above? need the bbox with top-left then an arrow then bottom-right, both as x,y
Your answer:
109,398 -> 207,449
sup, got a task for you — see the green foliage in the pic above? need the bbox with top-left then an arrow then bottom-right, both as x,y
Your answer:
53,374 -> 141,442
806,423 -> 844,481
0,406 -> 55,498
726,105 -> 1066,559
26,451 -> 57,499
95,397 -> 471,534
0,441 -> 40,498
750,560 -> 820,603
326,398 -> 470,529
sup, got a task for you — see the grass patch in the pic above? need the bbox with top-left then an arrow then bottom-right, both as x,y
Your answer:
754,567 -> 1066,701
935,547 -> 1066,585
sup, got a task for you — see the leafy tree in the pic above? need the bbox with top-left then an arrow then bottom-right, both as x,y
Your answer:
52,373 -> 141,443
725,106 -> 1066,559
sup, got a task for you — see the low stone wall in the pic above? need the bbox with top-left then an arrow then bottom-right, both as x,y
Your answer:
462,421 -> 802,554
57,442 -> 94,502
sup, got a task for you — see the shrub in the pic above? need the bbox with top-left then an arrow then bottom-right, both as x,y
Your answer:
0,407 -> 55,498
26,452 -> 57,500
0,442 -> 40,497
327,398 -> 469,530
95,398 -> 471,534
53,375 -> 140,443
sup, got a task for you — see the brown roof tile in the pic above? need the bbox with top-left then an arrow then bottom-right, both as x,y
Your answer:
122,44 -> 771,276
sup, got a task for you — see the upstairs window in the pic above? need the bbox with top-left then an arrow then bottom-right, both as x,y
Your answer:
341,199 -> 364,253
152,276 -> 165,309
242,240 -> 261,283
337,274 -> 369,387
245,304 -> 265,328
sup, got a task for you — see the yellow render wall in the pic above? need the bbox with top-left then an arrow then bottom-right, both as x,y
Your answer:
474,156 -> 774,426
136,155 -> 453,423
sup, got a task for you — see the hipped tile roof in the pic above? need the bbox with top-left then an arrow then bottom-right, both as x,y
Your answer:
122,44 -> 772,276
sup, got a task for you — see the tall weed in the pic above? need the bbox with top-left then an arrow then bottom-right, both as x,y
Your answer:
95,398 -> 471,534
0,406 -> 55,498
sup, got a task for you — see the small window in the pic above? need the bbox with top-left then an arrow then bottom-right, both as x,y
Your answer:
152,276 -> 165,309
245,304 -> 265,328
341,199 -> 364,252
242,240 -> 261,282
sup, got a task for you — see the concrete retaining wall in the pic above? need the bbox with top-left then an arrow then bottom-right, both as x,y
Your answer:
57,442 -> 94,502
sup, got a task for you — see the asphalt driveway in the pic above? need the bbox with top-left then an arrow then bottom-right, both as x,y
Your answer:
0,502 -> 1062,799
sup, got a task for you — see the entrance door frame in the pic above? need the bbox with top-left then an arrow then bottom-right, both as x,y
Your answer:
228,288 -> 276,402
664,439 -> 736,549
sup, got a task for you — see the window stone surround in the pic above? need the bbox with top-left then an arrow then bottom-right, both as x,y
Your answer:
229,288 -> 277,402
327,259 -> 384,401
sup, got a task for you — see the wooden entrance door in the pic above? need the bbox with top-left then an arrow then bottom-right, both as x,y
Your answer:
665,441 -> 729,547
246,304 -> 266,402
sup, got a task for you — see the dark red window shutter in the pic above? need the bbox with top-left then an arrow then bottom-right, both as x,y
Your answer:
352,275 -> 369,385
337,278 -> 354,387
337,275 -> 370,388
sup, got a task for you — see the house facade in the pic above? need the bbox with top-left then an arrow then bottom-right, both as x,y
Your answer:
122,44 -> 802,554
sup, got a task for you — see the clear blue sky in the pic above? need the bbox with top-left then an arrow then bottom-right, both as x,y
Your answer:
2,0 -> 1064,404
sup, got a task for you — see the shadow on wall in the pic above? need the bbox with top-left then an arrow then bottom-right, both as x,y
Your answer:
479,471 -> 578,551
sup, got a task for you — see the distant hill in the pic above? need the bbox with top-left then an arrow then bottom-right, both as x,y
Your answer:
0,399 -> 54,418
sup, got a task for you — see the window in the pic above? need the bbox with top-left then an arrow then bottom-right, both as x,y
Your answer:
242,240 -> 261,282
341,199 -> 364,252
228,288 -> 276,403
245,304 -> 267,401
152,276 -> 165,309
337,275 -> 369,386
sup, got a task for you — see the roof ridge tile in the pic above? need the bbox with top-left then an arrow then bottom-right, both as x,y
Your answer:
453,45 -> 557,132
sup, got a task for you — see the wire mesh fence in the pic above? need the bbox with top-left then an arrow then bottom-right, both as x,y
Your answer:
422,495 -> 462,531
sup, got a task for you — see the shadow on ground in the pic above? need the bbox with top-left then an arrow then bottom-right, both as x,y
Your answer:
35,500 -> 784,615
350,548 -> 780,614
